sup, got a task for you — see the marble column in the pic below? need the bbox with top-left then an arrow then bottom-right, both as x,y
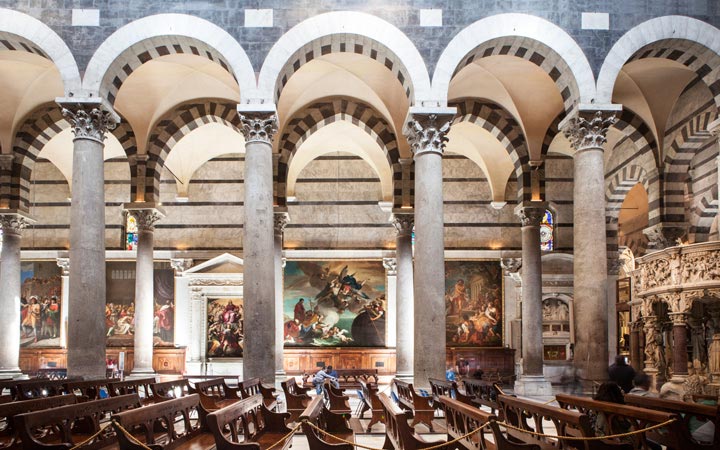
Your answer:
562,109 -> 618,386
404,108 -> 454,386
669,312 -> 689,378
0,213 -> 34,378
629,321 -> 642,372
238,106 -> 278,383
514,204 -> 552,395
392,212 -> 414,381
125,205 -> 164,376
56,258 -> 70,348
383,258 -> 398,349
60,99 -> 118,379
273,210 -> 289,383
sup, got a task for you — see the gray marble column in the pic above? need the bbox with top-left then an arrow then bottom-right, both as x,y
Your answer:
273,210 -> 289,383
125,205 -> 164,377
0,213 -> 34,378
60,99 -> 118,379
404,108 -> 454,387
392,212 -> 414,381
514,204 -> 552,395
238,106 -> 278,383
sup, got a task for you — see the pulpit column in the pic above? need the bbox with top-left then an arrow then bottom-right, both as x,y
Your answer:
0,213 -> 34,378
238,106 -> 278,383
60,99 -> 118,379
273,210 -> 289,383
404,108 -> 454,386
392,213 -> 414,381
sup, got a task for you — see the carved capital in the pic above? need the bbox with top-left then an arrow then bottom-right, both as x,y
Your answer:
126,207 -> 164,232
516,204 -> 546,227
56,257 -> 70,276
383,258 -> 397,276
239,112 -> 278,144
404,113 -> 453,157
562,110 -> 617,152
61,103 -> 117,143
0,154 -> 14,171
170,258 -> 193,275
501,258 -> 522,275
391,213 -> 414,236
608,258 -> 623,276
274,211 -> 290,235
0,212 -> 35,236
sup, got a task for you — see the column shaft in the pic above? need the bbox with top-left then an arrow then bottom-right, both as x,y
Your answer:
0,228 -> 22,376
393,214 -> 414,380
630,324 -> 641,371
273,211 -> 289,383
133,227 -> 155,374
519,208 -> 544,376
671,316 -> 688,376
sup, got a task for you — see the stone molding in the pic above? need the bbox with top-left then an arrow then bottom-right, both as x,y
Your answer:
126,207 -> 165,232
239,112 -> 278,144
170,258 -> 193,275
188,278 -> 244,287
562,110 -> 617,152
516,204 -> 546,227
56,257 -> 70,276
391,213 -> 414,236
61,103 -> 117,144
0,212 -> 35,236
383,257 -> 397,276
404,112 -> 453,157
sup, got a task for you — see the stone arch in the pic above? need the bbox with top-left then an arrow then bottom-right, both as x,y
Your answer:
276,98 -> 400,207
82,14 -> 255,106
145,101 -> 242,203
613,109 -> 661,170
256,11 -> 431,104
689,193 -> 717,242
597,16 -> 720,107
450,99 -> 531,201
606,165 -> 655,260
0,8 -> 81,95
431,13 -> 596,111
540,111 -> 567,158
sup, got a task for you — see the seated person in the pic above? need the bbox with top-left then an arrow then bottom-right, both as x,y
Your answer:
628,372 -> 657,397
313,365 -> 340,394
445,365 -> 457,382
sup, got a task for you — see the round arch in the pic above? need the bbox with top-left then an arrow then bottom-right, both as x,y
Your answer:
431,13 -> 596,111
596,16 -> 720,106
256,11 -> 431,104
82,14 -> 255,106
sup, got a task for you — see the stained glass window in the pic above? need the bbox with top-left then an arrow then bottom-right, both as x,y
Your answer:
126,215 -> 138,250
540,210 -> 554,251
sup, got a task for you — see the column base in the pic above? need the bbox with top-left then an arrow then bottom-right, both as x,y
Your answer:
514,375 -> 553,397
659,375 -> 688,400
395,372 -> 414,383
274,370 -> 287,389
0,368 -> 25,380
129,367 -> 156,379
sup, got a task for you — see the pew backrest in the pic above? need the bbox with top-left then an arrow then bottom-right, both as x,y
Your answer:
378,392 -> 443,450
439,396 -> 503,450
64,378 -> 118,401
12,379 -> 69,400
107,377 -> 155,402
392,379 -> 434,431
239,378 -> 277,410
462,379 -> 501,415
0,395 -> 78,450
150,379 -> 193,401
193,378 -> 239,400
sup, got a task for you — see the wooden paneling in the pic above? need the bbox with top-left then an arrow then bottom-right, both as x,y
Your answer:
19,348 -> 186,375
283,348 -> 396,375
446,347 -> 516,380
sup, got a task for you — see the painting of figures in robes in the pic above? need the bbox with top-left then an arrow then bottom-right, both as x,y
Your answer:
20,262 -> 62,347
445,260 -> 503,347
206,298 -> 244,357
283,260 -> 386,347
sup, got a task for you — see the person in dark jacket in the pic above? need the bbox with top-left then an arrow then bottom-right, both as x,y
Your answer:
608,355 -> 636,393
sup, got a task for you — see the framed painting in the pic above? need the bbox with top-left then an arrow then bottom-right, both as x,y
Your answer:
283,260 -> 386,347
206,297 -> 244,358
20,262 -> 62,348
445,260 -> 503,347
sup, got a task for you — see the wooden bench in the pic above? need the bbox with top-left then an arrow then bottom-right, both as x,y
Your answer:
302,369 -> 379,391
64,378 -> 119,401
462,379 -> 502,417
239,378 -> 278,411
393,379 -> 435,432
0,395 -> 78,450
192,378 -> 240,400
12,379 -> 70,400
0,396 -> 11,405
499,394 -> 632,450
151,379 -> 194,402
358,380 -> 384,432
322,382 -> 351,414
378,392 -> 447,450
108,378 -> 156,403
624,394 -> 719,449
439,395 -> 518,450
14,393 -> 141,450
427,378 -> 473,415
206,394 -> 293,450
556,393 -> 682,450
281,378 -> 311,423
112,393 -> 214,450
299,395 -> 354,450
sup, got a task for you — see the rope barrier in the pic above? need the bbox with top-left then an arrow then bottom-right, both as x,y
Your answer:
496,417 -> 678,441
111,420 -> 156,450
69,424 -> 109,450
265,422 -> 303,450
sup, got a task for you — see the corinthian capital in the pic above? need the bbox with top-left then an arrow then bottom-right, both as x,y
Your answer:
59,99 -> 118,143
404,108 -> 455,157
516,203 -> 547,227
274,210 -> 290,235
124,203 -> 165,232
391,212 -> 414,236
562,110 -> 618,152
0,211 -> 35,236
238,105 -> 278,144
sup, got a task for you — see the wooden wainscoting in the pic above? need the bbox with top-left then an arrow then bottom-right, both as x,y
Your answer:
283,348 -> 396,375
446,347 -> 516,381
19,347 -> 186,375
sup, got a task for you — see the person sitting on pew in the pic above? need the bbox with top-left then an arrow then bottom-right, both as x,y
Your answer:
627,373 -> 657,397
608,355 -> 636,393
313,366 -> 339,394
594,382 -> 661,450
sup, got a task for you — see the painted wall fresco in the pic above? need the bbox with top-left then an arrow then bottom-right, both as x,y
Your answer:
105,262 -> 175,347
206,298 -> 244,358
283,261 -> 386,347
446,260 -> 503,347
20,262 -> 62,347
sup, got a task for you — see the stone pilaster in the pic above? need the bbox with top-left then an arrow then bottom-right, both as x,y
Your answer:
383,257 -> 397,353
238,105 -> 278,383
404,107 -> 454,387
59,98 -> 118,379
709,118 -> 720,241
514,204 -> 552,396
562,108 -> 618,386
124,204 -> 165,377
273,209 -> 290,384
56,258 -> 70,349
0,212 -> 34,378
392,212 -> 414,381
0,155 -> 14,209
501,258 -> 522,366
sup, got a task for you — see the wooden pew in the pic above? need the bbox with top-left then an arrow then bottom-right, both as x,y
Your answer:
14,393 -> 141,450
206,394 -> 293,450
63,378 -> 119,401
499,394 -> 632,450
112,393 -> 215,450
150,379 -> 193,402
323,382 -> 351,414
299,395 -> 354,450
281,378 -> 311,423
439,395 -> 522,450
108,377 -> 155,403
462,379 -> 502,417
556,393 -> 682,450
0,395 -> 78,450
427,378 -> 473,415
393,379 -> 435,432
12,379 -> 69,400
239,377 -> 278,410
378,393 -> 447,450
358,380 -> 384,432
0,396 -> 11,405
301,369 -> 379,391
192,378 -> 240,400
624,394 -> 719,449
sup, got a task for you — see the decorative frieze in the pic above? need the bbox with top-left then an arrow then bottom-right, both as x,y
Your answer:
562,110 -> 617,152
187,278 -> 244,287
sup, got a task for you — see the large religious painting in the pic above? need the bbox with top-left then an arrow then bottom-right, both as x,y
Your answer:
283,261 -> 386,347
105,262 -> 175,347
206,298 -> 244,358
20,262 -> 62,347
446,260 -> 503,347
